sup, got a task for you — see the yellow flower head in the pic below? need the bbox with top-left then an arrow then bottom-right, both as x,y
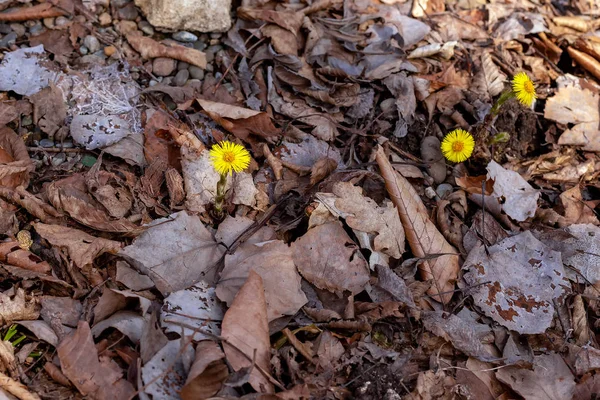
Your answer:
209,141 -> 251,175
441,129 -> 475,163
512,72 -> 537,107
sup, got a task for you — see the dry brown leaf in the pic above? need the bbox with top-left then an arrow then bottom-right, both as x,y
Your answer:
216,240 -> 307,323
237,8 -> 304,34
45,173 -> 141,234
189,99 -> 280,140
0,127 -> 33,189
560,185 -> 600,225
291,222 -> 370,295
0,186 -> 62,224
261,25 -> 298,55
0,3 -> 67,21
58,321 -> 135,399
221,270 -> 274,394
33,222 -> 122,270
125,33 -> 207,68
545,85 -> 600,152
375,146 -> 459,303
29,29 -> 74,57
0,288 -> 39,325
495,353 -> 575,400
471,51 -> 506,101
180,341 -> 228,400
573,295 -> 591,346
0,102 -> 18,126
0,241 -> 51,274
0,370 -> 41,400
28,83 -> 67,138
310,157 -> 337,186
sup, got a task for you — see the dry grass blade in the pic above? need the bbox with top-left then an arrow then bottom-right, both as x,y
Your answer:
375,146 -> 459,304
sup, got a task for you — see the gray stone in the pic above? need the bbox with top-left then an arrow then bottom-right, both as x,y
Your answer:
112,0 -> 131,7
83,35 -> 101,53
210,32 -> 221,39
61,141 -> 74,148
205,50 -> 215,63
138,21 -> 154,35
162,77 -> 173,86
436,183 -> 454,199
152,57 -> 177,76
28,22 -> 45,36
39,138 -> 55,148
149,79 -> 159,87
55,17 -> 70,27
205,63 -> 213,72
173,31 -> 198,42
0,32 -> 17,48
174,69 -> 189,86
188,66 -> 204,80
0,24 -> 11,34
177,61 -> 189,70
192,40 -> 206,51
21,115 -> 32,126
79,45 -> 89,55
9,24 -> 25,37
118,3 -> 139,21
51,152 -> 66,167
134,0 -> 231,32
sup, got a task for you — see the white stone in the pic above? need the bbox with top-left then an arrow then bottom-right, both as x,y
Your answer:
134,0 -> 231,33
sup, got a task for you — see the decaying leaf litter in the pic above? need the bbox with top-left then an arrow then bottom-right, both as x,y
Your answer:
0,0 -> 598,399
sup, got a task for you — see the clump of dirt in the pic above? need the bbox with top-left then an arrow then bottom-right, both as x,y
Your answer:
349,362 -> 413,399
493,99 -> 540,161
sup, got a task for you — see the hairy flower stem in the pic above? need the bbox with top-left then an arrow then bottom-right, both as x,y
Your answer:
490,90 -> 516,116
214,173 -> 228,215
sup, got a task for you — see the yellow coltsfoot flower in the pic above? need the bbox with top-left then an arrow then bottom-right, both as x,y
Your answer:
209,141 -> 251,175
441,129 -> 475,163
512,72 -> 537,107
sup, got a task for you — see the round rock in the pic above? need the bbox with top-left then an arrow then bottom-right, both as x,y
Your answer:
83,35 -> 101,53
55,16 -> 70,27
174,69 -> 189,86
188,66 -> 204,80
152,57 -> 177,76
98,12 -> 112,26
138,21 -> 154,35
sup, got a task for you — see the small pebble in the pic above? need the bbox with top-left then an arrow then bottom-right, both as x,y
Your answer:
51,153 -> 66,167
42,18 -> 55,29
79,45 -> 89,55
152,57 -> 177,76
424,187 -> 437,199
138,21 -> 154,35
55,16 -> 70,27
117,3 -> 139,21
61,141 -> 74,148
173,31 -> 198,42
21,115 -> 32,126
98,12 -> 112,26
149,79 -> 159,87
209,39 -> 220,46
436,183 -> 454,199
0,32 -> 17,48
210,32 -> 221,39
9,23 -> 26,37
0,24 -> 10,34
174,69 -> 189,86
205,64 -> 214,72
162,77 -> 173,86
188,66 -> 204,80
207,44 -> 223,54
177,61 -> 189,70
83,35 -> 101,53
112,0 -> 131,7
104,45 -> 117,57
39,138 -> 55,148
28,22 -> 44,36
205,50 -> 215,63
193,40 -> 206,51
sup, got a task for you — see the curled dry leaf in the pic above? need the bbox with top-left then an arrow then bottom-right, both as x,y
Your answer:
0,241 -> 51,274
375,146 -> 459,303
126,33 -> 207,68
0,102 -> 18,126
0,127 -> 33,189
471,51 -> 507,101
221,270 -> 274,394
487,161 -> 539,222
180,341 -> 228,400
291,222 -> 370,295
45,173 -> 141,234
33,222 -> 122,270
0,288 -> 39,325
58,321 -> 135,399
310,157 -> 337,186
0,186 -> 62,224
188,98 -> 280,140
463,231 -> 569,334
237,7 -> 304,34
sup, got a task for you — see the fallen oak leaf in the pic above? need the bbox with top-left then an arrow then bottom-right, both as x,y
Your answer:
375,146 -> 459,303
125,33 -> 206,69
0,127 -> 34,189
0,241 -> 51,274
0,3 -> 67,21
310,157 -> 337,186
